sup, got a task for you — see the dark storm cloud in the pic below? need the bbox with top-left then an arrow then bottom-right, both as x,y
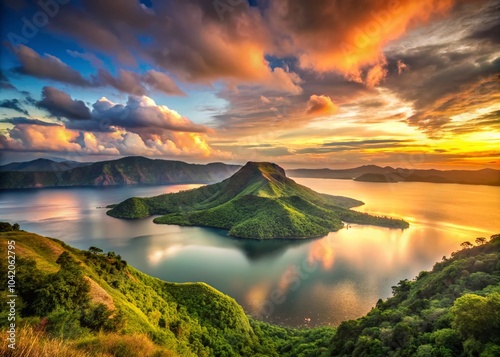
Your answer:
381,1 -> 500,134
0,117 -> 61,126
12,45 -> 185,97
37,87 -> 92,120
14,45 -> 92,86
0,99 -> 29,116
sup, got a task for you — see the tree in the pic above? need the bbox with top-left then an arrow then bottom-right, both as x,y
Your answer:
451,293 -> 500,344
0,222 -> 13,232
460,241 -> 473,250
475,237 -> 487,245
89,246 -> 103,255
12,223 -> 20,231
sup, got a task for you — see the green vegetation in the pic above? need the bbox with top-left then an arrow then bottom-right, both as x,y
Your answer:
1,224 -> 499,356
329,233 -> 500,356
108,162 -> 408,239
0,222 -> 20,232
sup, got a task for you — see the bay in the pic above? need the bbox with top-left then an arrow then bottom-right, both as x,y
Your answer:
1,179 -> 498,327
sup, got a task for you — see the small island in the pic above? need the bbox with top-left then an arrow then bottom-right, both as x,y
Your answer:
107,162 -> 409,239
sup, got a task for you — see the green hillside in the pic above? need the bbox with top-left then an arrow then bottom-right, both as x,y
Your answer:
1,224 -> 499,356
328,235 -> 500,357
107,162 -> 409,239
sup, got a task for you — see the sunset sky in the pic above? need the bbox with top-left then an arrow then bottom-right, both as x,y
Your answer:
0,0 -> 499,169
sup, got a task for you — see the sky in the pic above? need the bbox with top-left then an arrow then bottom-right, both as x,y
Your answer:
0,0 -> 499,169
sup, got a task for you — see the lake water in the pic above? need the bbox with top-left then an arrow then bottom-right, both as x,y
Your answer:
1,179 -> 499,327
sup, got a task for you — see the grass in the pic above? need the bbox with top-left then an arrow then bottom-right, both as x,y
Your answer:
0,325 -> 95,357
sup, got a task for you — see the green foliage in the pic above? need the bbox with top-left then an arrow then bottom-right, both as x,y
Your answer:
109,162 -> 408,238
0,221 -> 15,232
451,293 -> 500,344
328,234 -> 500,356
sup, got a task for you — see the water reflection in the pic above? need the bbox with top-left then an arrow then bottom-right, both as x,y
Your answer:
1,180 -> 499,327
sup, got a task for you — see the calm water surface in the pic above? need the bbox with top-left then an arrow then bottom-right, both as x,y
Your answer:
1,179 -> 499,327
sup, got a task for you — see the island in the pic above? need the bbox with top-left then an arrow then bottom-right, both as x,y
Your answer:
107,162 -> 409,239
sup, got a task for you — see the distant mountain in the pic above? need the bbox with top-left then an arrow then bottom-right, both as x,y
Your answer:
289,166 -> 500,186
107,162 -> 409,239
0,156 -> 240,189
354,173 -> 398,183
0,158 -> 91,172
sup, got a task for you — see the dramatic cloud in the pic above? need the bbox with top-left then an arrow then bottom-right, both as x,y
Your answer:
13,46 -> 185,97
47,0 -> 302,93
0,99 -> 29,116
0,124 -> 82,152
50,6 -> 141,65
89,96 -> 208,133
266,0 -> 459,85
381,2 -> 500,136
14,45 -> 91,86
1,0 -> 498,168
37,87 -> 91,120
0,122 -> 229,159
0,94 -> 230,160
306,95 -> 338,116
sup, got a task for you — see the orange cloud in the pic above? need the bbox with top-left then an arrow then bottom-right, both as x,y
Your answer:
0,122 -> 231,159
269,0 -> 457,86
366,60 -> 389,88
1,124 -> 81,152
306,95 -> 338,116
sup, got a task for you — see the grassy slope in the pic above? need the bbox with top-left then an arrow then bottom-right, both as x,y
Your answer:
0,230 -> 261,356
107,162 -> 408,239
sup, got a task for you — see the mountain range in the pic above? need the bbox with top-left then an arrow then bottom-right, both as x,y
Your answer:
288,165 -> 500,186
0,157 -> 498,189
107,162 -> 409,239
0,156 -> 239,189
